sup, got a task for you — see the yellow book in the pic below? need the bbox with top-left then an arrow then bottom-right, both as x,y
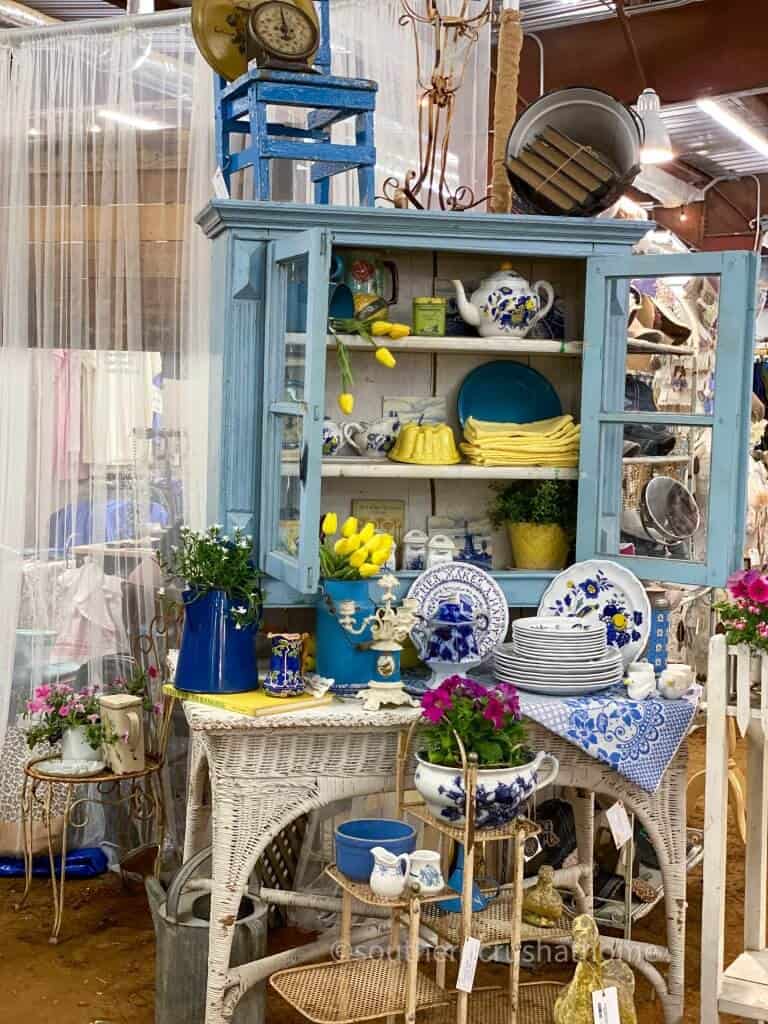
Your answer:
163,684 -> 334,718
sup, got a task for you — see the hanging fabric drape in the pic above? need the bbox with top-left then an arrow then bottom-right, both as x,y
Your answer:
258,0 -> 490,206
0,18 -> 213,855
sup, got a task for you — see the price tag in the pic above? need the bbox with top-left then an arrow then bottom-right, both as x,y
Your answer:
456,937 -> 481,993
605,801 -> 633,849
212,166 -> 230,199
592,986 -> 621,1024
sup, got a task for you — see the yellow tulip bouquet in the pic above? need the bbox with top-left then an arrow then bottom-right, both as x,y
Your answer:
328,317 -> 408,416
319,513 -> 395,580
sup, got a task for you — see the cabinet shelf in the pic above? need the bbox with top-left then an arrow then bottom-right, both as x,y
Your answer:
269,957 -> 450,1024
319,457 -> 578,480
327,334 -> 584,357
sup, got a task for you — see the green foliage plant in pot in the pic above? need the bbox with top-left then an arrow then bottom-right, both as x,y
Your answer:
489,479 -> 576,571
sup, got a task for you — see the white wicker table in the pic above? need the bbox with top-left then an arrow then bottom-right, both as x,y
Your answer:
180,701 -> 688,1024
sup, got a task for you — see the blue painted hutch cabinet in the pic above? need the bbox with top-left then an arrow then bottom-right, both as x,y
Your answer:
197,200 -> 758,606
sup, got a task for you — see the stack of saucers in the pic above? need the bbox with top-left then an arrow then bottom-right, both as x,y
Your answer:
493,617 -> 624,696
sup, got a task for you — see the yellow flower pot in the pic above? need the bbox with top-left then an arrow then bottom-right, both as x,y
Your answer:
506,522 -> 569,571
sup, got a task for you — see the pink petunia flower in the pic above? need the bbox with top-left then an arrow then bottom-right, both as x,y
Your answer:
748,575 -> 768,606
58,705 -> 70,717
87,713 -> 100,723
35,685 -> 51,701
483,696 -> 506,730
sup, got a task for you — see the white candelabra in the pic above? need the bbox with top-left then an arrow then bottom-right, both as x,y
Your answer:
336,574 -> 420,711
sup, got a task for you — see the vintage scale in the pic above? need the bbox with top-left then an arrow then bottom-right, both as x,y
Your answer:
191,0 -> 377,203
191,0 -> 322,78
334,574 -> 419,711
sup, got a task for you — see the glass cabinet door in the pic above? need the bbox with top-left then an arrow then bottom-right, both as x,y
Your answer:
578,250 -> 759,586
260,229 -> 330,593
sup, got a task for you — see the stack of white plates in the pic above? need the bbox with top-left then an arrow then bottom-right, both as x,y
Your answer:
493,616 -> 624,696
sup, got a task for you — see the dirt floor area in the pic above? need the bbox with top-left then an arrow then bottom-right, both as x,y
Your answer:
0,729 -> 750,1023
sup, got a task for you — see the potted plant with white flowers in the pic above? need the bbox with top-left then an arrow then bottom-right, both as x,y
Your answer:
158,525 -> 263,694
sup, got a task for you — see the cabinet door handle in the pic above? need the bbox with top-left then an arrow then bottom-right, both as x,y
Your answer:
299,443 -> 309,486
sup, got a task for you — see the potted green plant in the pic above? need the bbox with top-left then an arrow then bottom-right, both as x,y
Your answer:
413,675 -> 558,828
488,479 -> 576,571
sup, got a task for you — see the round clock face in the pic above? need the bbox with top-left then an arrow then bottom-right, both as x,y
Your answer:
250,1 -> 318,60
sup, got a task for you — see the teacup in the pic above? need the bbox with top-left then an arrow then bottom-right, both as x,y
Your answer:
658,664 -> 694,700
626,660 -> 656,701
343,417 -> 400,458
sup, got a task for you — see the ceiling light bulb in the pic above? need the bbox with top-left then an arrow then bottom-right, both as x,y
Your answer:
635,88 -> 674,165
697,97 -> 768,160
679,209 -> 688,222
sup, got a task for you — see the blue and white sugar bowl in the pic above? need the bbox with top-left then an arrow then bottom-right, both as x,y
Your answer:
418,594 -> 490,664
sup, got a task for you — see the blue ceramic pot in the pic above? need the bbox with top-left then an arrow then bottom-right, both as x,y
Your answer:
316,578 -> 377,697
335,819 -> 416,882
176,590 -> 258,694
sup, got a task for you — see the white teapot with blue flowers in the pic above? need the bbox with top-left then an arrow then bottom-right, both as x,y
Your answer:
452,262 -> 554,338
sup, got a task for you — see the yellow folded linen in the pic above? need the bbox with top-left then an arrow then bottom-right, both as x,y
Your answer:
462,452 -> 579,467
460,433 -> 580,455
464,414 -> 576,443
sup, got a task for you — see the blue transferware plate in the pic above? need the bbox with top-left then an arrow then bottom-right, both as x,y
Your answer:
457,360 -> 562,427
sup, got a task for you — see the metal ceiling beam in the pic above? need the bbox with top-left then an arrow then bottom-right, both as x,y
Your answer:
518,0 -> 768,107
0,1 -> 57,27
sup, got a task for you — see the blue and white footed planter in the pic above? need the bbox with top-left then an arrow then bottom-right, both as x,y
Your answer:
414,750 -> 559,829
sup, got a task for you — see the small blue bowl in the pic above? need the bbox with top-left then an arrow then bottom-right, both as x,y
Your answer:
335,819 -> 416,883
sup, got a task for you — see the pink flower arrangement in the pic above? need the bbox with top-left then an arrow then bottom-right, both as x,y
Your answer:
420,675 -> 528,769
23,681 -> 105,751
717,570 -> 768,653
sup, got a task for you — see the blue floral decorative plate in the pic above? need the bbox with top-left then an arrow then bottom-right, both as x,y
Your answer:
538,560 -> 650,668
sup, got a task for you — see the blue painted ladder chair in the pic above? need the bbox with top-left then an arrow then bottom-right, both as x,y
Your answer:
214,0 -> 377,205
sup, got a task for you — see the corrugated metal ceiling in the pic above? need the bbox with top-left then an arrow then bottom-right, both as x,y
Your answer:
518,0 -> 705,32
662,92 -> 768,178
18,0 -> 120,18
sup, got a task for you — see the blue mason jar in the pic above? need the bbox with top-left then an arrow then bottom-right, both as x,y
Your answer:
316,579 -> 377,697
176,590 -> 258,694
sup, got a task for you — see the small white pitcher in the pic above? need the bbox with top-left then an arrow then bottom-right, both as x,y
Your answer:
408,850 -> 445,894
369,846 -> 410,899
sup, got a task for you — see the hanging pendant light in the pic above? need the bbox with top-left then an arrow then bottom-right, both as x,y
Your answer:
636,88 -> 674,164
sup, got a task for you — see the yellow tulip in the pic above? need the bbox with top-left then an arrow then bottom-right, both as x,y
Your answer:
334,538 -> 350,556
358,562 -> 381,578
349,548 -> 367,569
338,392 -> 355,415
371,321 -> 393,336
342,516 -> 359,538
371,548 -> 390,566
375,346 -> 397,369
345,533 -> 362,552
388,324 -> 411,340
359,522 -> 376,543
321,512 -> 338,536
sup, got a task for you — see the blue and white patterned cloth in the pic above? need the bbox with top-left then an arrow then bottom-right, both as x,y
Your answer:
519,684 -> 701,794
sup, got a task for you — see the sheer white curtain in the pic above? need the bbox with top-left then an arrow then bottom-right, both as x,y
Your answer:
0,18 -> 212,854
285,0 -> 491,206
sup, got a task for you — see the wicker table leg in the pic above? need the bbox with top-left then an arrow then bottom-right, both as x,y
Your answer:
184,734 -> 210,861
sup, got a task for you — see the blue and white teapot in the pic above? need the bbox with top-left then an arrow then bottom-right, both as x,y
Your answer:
452,263 -> 554,338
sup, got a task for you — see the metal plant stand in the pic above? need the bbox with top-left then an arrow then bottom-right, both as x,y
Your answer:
18,752 -> 167,943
